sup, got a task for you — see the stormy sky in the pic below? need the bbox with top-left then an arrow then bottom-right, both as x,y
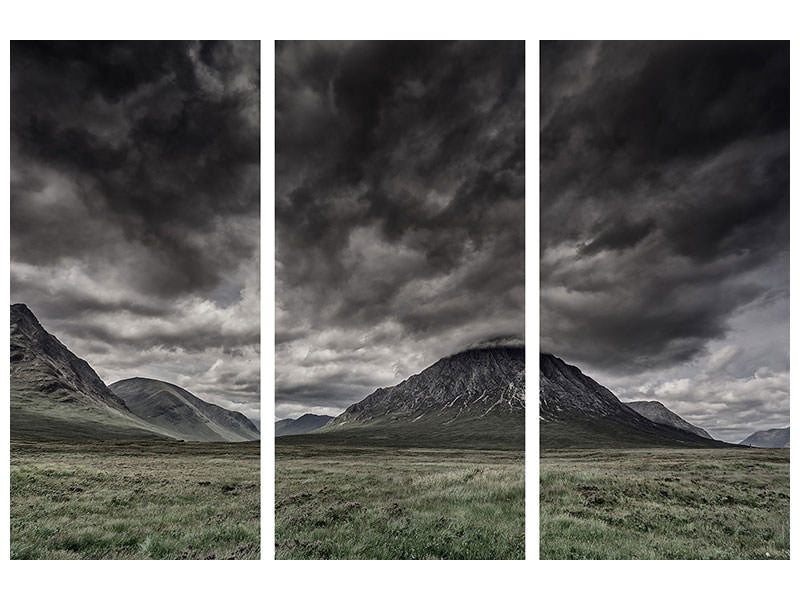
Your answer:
540,41 -> 789,442
276,41 -> 525,420
10,41 -> 261,427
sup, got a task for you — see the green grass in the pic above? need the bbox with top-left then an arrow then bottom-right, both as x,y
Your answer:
275,442 -> 524,559
540,447 -> 789,559
10,440 -> 260,559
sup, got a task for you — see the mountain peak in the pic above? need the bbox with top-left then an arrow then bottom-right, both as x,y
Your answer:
10,303 -> 129,411
329,345 -> 525,429
464,336 -> 524,351
11,303 -> 42,330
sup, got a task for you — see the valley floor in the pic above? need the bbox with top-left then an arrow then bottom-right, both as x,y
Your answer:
10,440 -> 260,559
275,442 -> 525,559
540,447 -> 789,559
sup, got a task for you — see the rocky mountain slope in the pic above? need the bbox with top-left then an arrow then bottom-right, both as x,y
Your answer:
626,400 -> 712,439
540,353 -> 729,448
740,427 -> 789,448
330,347 -> 524,426
275,414 -> 333,436
10,303 -> 168,440
110,378 -> 260,442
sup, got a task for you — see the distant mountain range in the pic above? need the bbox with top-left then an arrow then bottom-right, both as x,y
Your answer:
280,346 -> 525,449
275,414 -> 333,436
540,353 -> 730,448
10,303 -> 258,442
740,427 -> 789,448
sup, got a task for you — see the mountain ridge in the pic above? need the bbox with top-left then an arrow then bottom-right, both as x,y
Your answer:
10,303 -> 258,443
540,353 -> 731,448
740,426 -> 789,448
275,413 -> 333,436
625,400 -> 713,439
110,377 -> 260,442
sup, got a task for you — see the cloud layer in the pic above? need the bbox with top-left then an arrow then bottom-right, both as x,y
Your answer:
276,41 -> 525,420
541,41 -> 789,442
11,41 -> 261,426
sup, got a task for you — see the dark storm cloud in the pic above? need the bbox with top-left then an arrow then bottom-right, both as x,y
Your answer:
10,41 -> 260,423
541,41 -> 789,441
276,41 -> 524,419
12,41 -> 259,297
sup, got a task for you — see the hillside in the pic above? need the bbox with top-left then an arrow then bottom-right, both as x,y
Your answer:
740,427 -> 789,448
110,377 -> 260,442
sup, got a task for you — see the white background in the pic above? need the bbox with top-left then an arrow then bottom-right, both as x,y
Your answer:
0,1 -> 797,598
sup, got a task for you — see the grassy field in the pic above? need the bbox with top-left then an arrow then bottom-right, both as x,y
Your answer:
275,442 -> 524,559
540,447 -> 789,559
282,414 -> 524,450
10,440 -> 260,559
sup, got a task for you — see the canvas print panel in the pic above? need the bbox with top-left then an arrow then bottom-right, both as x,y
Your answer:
539,40 -> 789,560
10,41 -> 260,560
275,40 -> 525,560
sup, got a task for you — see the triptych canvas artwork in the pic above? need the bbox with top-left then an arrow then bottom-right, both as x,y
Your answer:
7,40 -> 789,562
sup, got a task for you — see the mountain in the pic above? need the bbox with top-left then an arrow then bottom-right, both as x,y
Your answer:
110,378 -> 260,442
625,400 -> 713,439
275,414 -> 333,436
331,347 -> 524,425
740,427 -> 789,448
289,346 -> 525,449
540,353 -> 730,448
10,303 -> 168,440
